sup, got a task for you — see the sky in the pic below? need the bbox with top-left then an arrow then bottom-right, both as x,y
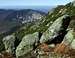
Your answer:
0,0 -> 73,6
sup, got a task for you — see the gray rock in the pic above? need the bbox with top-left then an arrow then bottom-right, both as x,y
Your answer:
62,29 -> 75,49
3,35 -> 15,54
16,32 -> 39,58
72,0 -> 75,6
71,39 -> 75,49
62,30 -> 74,45
62,17 -> 75,49
40,15 -> 70,43
48,44 -> 55,48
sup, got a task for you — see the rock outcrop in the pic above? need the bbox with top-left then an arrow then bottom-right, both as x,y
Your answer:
0,1 -> 75,58
72,0 -> 75,6
62,30 -> 75,46
40,15 -> 70,43
16,32 -> 39,58
61,16 -> 75,49
3,35 -> 15,54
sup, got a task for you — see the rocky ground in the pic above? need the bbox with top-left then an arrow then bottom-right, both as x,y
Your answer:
0,43 -> 75,58
0,1 -> 75,58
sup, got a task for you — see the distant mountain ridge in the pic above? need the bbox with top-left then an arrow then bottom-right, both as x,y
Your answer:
0,9 -> 46,33
0,1 -> 75,58
0,6 -> 55,13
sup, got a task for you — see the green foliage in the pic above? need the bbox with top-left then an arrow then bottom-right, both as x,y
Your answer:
0,1 -> 75,52
14,2 -> 74,41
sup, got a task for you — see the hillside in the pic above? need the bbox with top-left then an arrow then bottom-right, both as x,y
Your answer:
0,9 -> 46,33
0,1 -> 75,58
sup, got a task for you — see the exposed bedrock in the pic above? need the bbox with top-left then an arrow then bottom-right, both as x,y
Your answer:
40,15 -> 71,44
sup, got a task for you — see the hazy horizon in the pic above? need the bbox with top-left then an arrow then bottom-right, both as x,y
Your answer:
0,0 -> 73,6
0,6 -> 55,13
0,6 -> 54,9
0,0 -> 73,13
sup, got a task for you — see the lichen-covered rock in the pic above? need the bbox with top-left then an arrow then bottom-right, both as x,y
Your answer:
72,0 -> 75,6
71,39 -> 75,49
2,35 -> 15,54
40,15 -> 70,43
16,32 -> 39,58
54,29 -> 75,54
62,29 -> 75,49
62,16 -> 75,49
62,30 -> 74,45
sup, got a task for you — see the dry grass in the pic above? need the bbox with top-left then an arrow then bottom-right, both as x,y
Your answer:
0,52 -> 15,58
0,43 -> 75,58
